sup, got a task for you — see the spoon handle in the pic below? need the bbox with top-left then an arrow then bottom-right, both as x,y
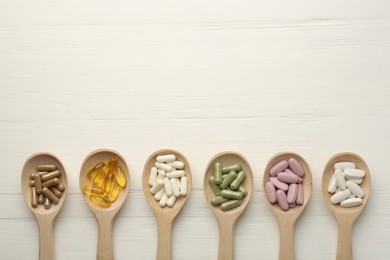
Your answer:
278,220 -> 295,260
156,216 -> 173,260
217,220 -> 235,260
336,221 -> 353,260
97,217 -> 113,260
37,217 -> 55,260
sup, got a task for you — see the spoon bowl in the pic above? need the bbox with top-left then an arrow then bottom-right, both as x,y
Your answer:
142,149 -> 192,260
263,152 -> 312,260
322,152 -> 371,260
203,151 -> 253,260
21,152 -> 67,260
80,149 -> 130,260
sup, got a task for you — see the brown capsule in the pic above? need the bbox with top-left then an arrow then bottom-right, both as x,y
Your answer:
44,197 -> 51,209
42,187 -> 60,204
41,170 -> 61,182
37,164 -> 57,171
50,187 -> 62,198
56,182 -> 65,192
30,173 -> 36,180
29,180 -> 35,187
31,187 -> 38,208
38,194 -> 44,205
42,178 -> 59,188
34,174 -> 42,194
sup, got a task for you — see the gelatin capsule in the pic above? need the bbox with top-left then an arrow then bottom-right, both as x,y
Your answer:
114,165 -> 127,188
38,194 -> 44,205
42,178 -> 59,188
219,171 -> 237,189
41,170 -> 61,182
56,182 -> 65,192
108,181 -> 121,202
82,185 -> 104,196
34,174 -> 42,194
104,173 -> 115,193
90,195 -> 111,208
87,162 -> 106,179
106,158 -> 118,175
44,197 -> 51,209
222,164 -> 242,174
209,176 -> 221,196
50,187 -> 63,198
213,163 -> 222,185
93,170 -> 106,187
211,196 -> 229,206
220,200 -> 242,211
37,164 -> 57,172
31,187 -> 38,208
230,170 -> 246,190
42,187 -> 60,205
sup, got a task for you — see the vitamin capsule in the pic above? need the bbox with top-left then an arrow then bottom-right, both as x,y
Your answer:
222,164 -> 242,174
106,158 -> 118,175
220,200 -> 242,211
108,181 -> 121,202
90,195 -> 111,208
296,184 -> 304,205
104,173 -> 115,193
166,170 -> 185,178
38,194 -> 44,205
346,181 -> 364,198
167,161 -> 184,169
82,186 -> 104,196
219,171 -> 238,189
265,182 -> 276,203
42,178 -> 60,188
287,184 -> 298,204
149,167 -> 158,186
163,178 -> 173,197
221,190 -> 243,200
29,180 -> 35,187
238,185 -> 247,196
340,197 -> 363,208
159,193 -> 168,207
270,177 -> 289,191
93,170 -> 106,188
41,170 -> 61,182
277,172 -> 299,184
87,162 -> 105,179
327,173 -> 337,193
276,190 -> 289,211
175,178 -> 181,189
34,174 -> 42,194
213,163 -> 222,185
209,176 -> 221,196
150,179 -> 164,194
154,187 -> 165,201
335,169 -> 346,190
167,195 -> 177,207
156,154 -> 176,163
270,160 -> 288,177
330,189 -> 351,204
50,187 -> 63,198
350,178 -> 363,184
44,197 -> 51,209
31,187 -> 38,208
170,178 -> 180,197
334,162 -> 356,170
56,182 -> 65,192
114,166 -> 127,188
157,170 -> 166,181
344,169 -> 365,179
37,164 -> 57,172
230,171 -> 246,190
180,176 -> 188,196
288,158 -> 305,177
155,162 -> 173,172
210,196 -> 229,206
42,187 -> 60,205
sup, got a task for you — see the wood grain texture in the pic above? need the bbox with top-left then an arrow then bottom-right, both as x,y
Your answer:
1,0 -> 390,259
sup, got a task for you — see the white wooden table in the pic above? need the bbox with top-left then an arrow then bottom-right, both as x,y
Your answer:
1,1 -> 389,259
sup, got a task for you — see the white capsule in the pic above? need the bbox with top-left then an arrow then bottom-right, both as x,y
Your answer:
180,177 -> 188,196
344,169 -> 365,179
163,178 -> 173,197
155,162 -> 173,172
341,197 -> 362,208
167,195 -> 177,207
156,154 -> 176,163
175,178 -> 181,189
350,178 -> 363,184
346,181 -> 364,198
150,179 -> 164,194
334,162 -> 356,170
327,173 -> 337,193
159,193 -> 168,207
170,178 -> 181,197
335,169 -> 346,190
148,167 -> 158,186
157,170 -> 166,181
167,161 -> 185,169
166,170 -> 185,178
331,189 -> 351,204
154,187 -> 165,201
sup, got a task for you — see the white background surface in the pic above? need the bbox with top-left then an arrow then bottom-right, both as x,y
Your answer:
1,1 -> 390,259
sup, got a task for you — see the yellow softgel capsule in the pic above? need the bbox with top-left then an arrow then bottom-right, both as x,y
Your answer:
90,195 -> 111,208
82,185 -> 104,196
108,180 -> 121,202
106,158 -> 118,175
114,166 -> 127,188
93,170 -> 106,188
87,162 -> 105,180
104,173 -> 114,193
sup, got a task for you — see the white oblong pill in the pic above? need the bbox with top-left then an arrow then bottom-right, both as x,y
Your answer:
155,162 -> 173,172
159,193 -> 168,207
154,187 -> 165,201
344,169 -> 365,179
156,154 -> 176,163
170,178 -> 180,197
341,197 -> 362,208
334,162 -> 356,170
335,169 -> 346,190
180,177 -> 188,196
166,170 -> 185,178
346,181 -> 364,198
149,167 -> 158,187
348,193 -> 356,199
150,179 -> 164,194
328,173 -> 337,193
163,178 -> 173,197
167,161 -> 184,169
167,195 -> 177,207
331,189 -> 351,204
350,178 -> 363,184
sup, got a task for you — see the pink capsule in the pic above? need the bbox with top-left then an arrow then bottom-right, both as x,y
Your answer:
270,160 -> 288,177
287,183 -> 298,204
276,190 -> 289,211
265,182 -> 277,203
288,158 -> 305,177
277,172 -> 299,184
296,184 -> 304,205
270,177 -> 289,191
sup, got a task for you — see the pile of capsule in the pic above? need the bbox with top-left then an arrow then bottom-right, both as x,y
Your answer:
149,154 -> 188,208
82,158 -> 127,208
328,162 -> 365,207
209,163 -> 248,211
265,158 -> 304,211
29,164 -> 65,209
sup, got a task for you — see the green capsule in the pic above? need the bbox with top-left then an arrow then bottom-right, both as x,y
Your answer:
220,199 -> 242,211
219,171 -> 237,189
221,189 -> 243,200
210,196 -> 229,206
222,164 -> 242,174
238,185 -> 247,196
230,170 -> 246,190
213,162 -> 222,185
209,176 -> 221,196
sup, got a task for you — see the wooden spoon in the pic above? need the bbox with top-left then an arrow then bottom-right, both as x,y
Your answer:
21,152 -> 68,260
322,152 -> 371,260
79,149 -> 130,260
263,152 -> 312,260
203,151 -> 253,260
142,149 -> 192,260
